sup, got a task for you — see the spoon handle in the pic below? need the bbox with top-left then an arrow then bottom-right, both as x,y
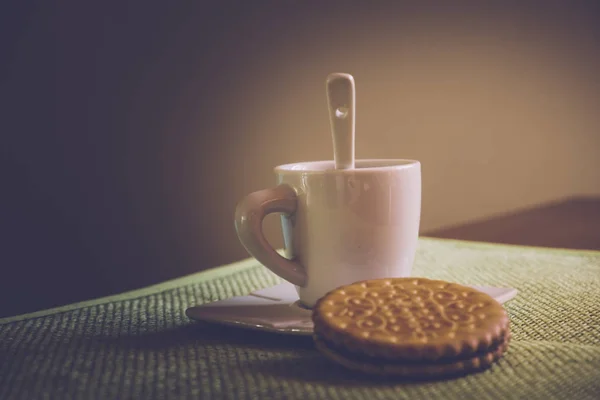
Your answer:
326,73 -> 356,170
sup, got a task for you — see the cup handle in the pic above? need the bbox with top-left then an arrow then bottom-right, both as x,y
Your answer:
234,184 -> 307,287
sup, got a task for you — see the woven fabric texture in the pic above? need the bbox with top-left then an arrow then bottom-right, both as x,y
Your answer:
1,238 -> 599,399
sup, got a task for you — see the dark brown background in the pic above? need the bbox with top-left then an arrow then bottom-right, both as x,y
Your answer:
2,1 -> 599,317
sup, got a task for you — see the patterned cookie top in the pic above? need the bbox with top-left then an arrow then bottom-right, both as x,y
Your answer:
312,278 -> 510,361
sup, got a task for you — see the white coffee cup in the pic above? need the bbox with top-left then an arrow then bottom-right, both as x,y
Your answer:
235,159 -> 421,308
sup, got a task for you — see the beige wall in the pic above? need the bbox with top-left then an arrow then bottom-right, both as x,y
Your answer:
3,2 -> 600,315
166,3 -> 600,268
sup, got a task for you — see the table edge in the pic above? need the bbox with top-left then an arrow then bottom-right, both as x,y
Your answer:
1,237 -> 598,325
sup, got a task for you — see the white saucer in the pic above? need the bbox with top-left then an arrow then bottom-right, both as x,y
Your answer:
185,281 -> 518,336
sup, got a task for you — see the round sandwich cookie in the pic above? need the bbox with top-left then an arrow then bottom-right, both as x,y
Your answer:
312,277 -> 511,379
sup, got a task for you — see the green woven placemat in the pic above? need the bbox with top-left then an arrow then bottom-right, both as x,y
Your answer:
1,238 -> 599,399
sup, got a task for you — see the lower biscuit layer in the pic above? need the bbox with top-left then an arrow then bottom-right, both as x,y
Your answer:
314,333 -> 510,379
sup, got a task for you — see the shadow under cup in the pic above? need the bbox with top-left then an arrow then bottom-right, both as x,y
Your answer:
275,159 -> 421,307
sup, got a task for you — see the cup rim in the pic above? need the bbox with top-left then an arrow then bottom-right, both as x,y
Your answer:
274,159 -> 420,174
